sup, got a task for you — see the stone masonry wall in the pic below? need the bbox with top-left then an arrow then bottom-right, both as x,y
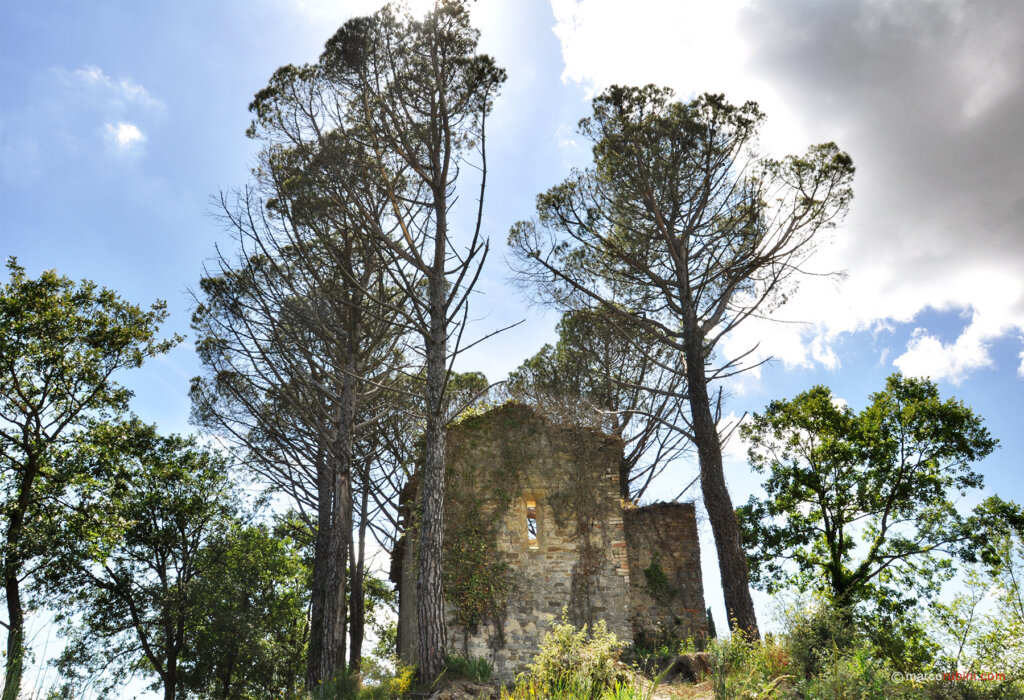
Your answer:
394,404 -> 708,679
623,502 -> 707,648
396,403 -> 631,679
445,403 -> 630,679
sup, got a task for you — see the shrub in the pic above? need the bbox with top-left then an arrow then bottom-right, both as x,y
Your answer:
501,613 -> 653,700
632,629 -> 704,658
708,630 -> 794,700
308,670 -> 360,700
310,662 -> 415,699
775,596 -> 857,678
793,643 -> 903,700
528,616 -> 622,691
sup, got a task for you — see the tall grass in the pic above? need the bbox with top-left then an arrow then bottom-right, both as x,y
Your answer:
444,654 -> 494,684
307,662 -> 414,700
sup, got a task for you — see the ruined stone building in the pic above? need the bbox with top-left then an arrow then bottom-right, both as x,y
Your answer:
390,403 -> 707,678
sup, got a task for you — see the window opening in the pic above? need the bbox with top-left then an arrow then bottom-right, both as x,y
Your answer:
526,499 -> 538,549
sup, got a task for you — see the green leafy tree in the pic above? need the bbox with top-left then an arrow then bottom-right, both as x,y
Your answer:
0,259 -> 177,700
178,520 -> 310,700
738,374 -> 1021,624
44,423 -> 234,700
45,423 -> 310,700
509,86 -> 855,635
929,532 -> 1024,688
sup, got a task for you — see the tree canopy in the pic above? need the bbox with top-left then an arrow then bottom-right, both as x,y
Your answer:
44,422 -> 309,700
509,86 -> 855,636
0,258 -> 178,700
738,374 -> 1020,615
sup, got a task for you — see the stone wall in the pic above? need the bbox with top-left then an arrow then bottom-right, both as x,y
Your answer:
624,502 -> 707,648
447,403 -> 630,679
393,403 -> 707,679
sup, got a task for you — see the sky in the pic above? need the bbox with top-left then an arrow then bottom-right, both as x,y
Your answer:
2,0 -> 1023,692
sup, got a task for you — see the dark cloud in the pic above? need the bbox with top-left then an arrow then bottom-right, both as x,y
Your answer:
739,0 -> 1024,274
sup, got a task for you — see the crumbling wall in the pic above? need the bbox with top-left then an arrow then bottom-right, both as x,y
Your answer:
396,403 -> 631,679
393,404 -> 708,678
447,403 -> 631,678
623,502 -> 707,648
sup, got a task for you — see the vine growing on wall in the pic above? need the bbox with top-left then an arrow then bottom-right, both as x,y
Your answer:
548,430 -> 617,630
643,552 -> 678,606
443,499 -> 513,635
442,402 -> 540,644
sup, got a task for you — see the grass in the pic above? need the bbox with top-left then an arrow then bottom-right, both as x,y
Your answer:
444,654 -> 495,684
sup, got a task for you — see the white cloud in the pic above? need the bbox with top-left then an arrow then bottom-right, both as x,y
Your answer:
894,327 -> 991,384
549,0 -> 1024,384
104,122 -> 146,153
5,64 -> 163,181
549,0 -> 808,154
551,0 -> 748,93
69,65 -> 164,112
810,335 -> 840,371
888,272 -> 1022,384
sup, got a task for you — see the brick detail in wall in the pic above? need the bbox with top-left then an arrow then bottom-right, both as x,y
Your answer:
624,502 -> 708,648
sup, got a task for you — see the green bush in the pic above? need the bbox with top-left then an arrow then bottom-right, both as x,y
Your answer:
632,629 -> 703,658
775,597 -> 857,678
308,662 -> 415,700
701,578 -> 1024,700
308,670 -> 360,700
501,613 -> 660,700
793,643 -> 903,700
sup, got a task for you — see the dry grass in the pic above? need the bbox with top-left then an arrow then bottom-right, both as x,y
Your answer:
651,679 -> 713,699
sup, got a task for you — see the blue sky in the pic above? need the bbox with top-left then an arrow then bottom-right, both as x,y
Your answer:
3,0 -> 1023,690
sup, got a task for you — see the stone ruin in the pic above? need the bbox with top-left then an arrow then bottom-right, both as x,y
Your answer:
390,403 -> 707,679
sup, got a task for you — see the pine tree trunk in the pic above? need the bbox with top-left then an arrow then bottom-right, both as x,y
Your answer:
307,449 -> 332,688
306,372 -> 356,688
683,323 -> 760,639
349,482 -> 369,673
416,269 -> 449,683
334,465 -> 351,671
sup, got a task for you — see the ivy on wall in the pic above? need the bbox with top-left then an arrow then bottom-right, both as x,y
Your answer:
642,552 -> 678,606
409,402 -> 628,648
442,402 -> 537,642
443,499 -> 513,634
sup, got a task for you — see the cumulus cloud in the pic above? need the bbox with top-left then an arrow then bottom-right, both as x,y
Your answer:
551,0 -> 751,96
894,328 -> 989,385
104,122 -> 146,153
549,0 -> 1024,383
